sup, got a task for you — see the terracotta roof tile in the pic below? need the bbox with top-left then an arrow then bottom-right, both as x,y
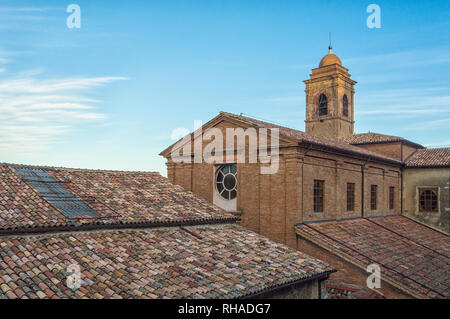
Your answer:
295,216 -> 450,299
0,224 -> 333,299
220,112 -> 401,164
405,148 -> 450,168
46,168 -> 234,226
0,162 -> 334,299
0,165 -> 70,231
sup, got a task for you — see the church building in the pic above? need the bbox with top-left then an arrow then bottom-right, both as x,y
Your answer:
161,47 -> 450,298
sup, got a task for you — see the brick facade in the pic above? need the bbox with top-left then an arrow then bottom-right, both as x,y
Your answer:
163,121 -> 402,249
160,48 -> 448,299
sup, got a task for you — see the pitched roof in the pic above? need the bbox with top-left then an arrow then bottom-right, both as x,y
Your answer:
0,224 -> 333,299
0,164 -> 235,233
0,163 -> 333,299
296,216 -> 450,299
345,132 -> 424,149
0,165 -> 71,231
405,148 -> 450,168
219,112 -> 402,165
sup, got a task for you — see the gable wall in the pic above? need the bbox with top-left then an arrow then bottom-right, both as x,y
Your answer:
164,118 -> 402,248
353,142 -> 403,161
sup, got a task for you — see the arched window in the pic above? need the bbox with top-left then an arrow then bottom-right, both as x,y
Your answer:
318,94 -> 328,116
343,94 -> 349,117
419,189 -> 438,212
216,164 -> 237,200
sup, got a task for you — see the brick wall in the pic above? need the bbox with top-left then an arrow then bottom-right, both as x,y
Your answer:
163,119 -> 402,249
403,167 -> 450,234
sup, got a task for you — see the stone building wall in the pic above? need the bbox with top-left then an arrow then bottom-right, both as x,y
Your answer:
403,167 -> 450,234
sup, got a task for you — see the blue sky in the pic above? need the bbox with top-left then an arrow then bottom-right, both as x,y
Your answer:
0,0 -> 449,175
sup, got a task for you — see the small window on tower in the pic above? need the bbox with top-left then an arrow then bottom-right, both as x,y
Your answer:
343,94 -> 349,117
318,94 -> 328,116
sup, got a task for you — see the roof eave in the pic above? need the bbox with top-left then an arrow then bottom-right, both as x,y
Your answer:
240,269 -> 336,299
351,140 -> 425,149
299,141 -> 402,166
405,165 -> 450,169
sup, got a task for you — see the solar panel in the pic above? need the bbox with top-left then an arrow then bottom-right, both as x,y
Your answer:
14,167 -> 99,220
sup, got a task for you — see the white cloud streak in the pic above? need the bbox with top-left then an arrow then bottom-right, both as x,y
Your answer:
0,70 -> 127,155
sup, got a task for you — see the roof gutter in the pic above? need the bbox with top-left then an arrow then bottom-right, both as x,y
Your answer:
0,217 -> 239,238
240,270 -> 336,299
352,140 -> 425,150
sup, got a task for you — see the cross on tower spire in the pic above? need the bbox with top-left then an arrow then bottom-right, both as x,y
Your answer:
328,32 -> 332,52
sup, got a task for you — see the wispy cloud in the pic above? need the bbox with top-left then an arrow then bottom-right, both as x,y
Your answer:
0,7 -> 59,13
344,48 -> 450,70
404,118 -> 450,131
0,69 -> 127,155
357,88 -> 450,118
0,6 -> 62,30
424,140 -> 450,148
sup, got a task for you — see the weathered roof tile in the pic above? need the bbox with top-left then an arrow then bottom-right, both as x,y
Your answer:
296,216 -> 450,299
405,148 -> 450,168
345,132 -> 423,148
0,224 -> 333,299
0,164 -> 236,232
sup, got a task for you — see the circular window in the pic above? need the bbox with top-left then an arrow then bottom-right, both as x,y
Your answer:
216,164 -> 237,200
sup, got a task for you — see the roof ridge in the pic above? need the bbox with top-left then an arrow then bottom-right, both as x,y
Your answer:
405,147 -> 450,168
1,162 -> 161,175
220,112 -> 402,164
346,132 -> 424,148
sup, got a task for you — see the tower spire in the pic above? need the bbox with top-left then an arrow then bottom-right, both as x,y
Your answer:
328,32 -> 332,52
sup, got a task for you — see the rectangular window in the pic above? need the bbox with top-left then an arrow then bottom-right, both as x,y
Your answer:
370,185 -> 377,210
347,183 -> 355,212
314,180 -> 324,213
418,188 -> 438,212
389,187 -> 395,210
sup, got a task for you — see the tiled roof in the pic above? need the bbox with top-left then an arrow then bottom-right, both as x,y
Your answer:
345,132 -> 423,148
219,112 -> 401,164
405,148 -> 450,168
296,216 -> 450,299
0,224 -> 333,299
46,168 -> 234,227
0,164 -> 235,232
0,163 -> 333,299
0,165 -> 70,231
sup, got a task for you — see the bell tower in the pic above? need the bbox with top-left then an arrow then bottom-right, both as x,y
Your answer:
304,46 -> 357,139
